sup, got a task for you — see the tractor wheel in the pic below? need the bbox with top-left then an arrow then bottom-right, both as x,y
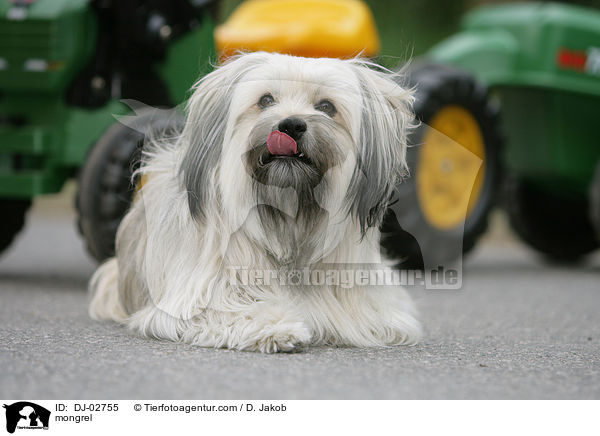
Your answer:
590,162 -> 600,243
76,109 -> 182,262
381,62 -> 503,269
505,174 -> 598,261
0,199 -> 31,256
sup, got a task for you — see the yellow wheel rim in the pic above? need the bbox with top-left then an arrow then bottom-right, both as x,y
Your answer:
416,105 -> 486,230
134,174 -> 149,200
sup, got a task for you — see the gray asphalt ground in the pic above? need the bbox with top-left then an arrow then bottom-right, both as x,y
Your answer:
1,184 -> 599,399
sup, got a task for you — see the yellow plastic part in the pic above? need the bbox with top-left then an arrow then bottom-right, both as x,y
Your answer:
215,0 -> 380,59
134,174 -> 148,201
416,105 -> 486,230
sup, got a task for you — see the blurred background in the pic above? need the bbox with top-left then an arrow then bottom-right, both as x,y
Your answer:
223,0 -> 600,66
1,0 -> 599,266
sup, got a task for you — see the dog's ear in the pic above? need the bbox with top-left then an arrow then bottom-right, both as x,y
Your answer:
345,60 -> 414,236
179,54 -> 267,221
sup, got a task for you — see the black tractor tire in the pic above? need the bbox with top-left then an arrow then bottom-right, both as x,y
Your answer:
0,199 -> 31,256
505,174 -> 598,262
381,61 -> 503,269
590,162 -> 600,244
76,109 -> 183,262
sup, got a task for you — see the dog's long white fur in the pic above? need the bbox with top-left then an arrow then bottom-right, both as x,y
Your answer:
89,52 -> 421,352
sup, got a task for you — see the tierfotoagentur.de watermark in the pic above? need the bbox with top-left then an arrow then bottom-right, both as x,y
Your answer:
226,265 -> 461,290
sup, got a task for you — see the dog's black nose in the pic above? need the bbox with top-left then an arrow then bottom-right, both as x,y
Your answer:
278,117 -> 307,141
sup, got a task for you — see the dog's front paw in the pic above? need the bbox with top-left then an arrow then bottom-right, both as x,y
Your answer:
186,306 -> 312,353
251,320 -> 312,353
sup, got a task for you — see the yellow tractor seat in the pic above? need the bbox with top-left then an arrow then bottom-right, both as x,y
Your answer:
215,0 -> 380,60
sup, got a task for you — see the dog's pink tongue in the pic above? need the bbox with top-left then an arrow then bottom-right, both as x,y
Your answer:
267,131 -> 297,156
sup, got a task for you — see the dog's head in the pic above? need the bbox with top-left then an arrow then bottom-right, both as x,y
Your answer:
179,52 -> 413,237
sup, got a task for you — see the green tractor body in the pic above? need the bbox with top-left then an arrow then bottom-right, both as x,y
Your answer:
0,0 -> 216,199
427,2 -> 600,196
388,2 -> 600,266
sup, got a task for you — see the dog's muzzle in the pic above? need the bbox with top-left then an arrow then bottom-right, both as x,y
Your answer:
249,117 -> 317,177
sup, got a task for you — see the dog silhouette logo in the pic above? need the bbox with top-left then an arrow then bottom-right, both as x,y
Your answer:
3,402 -> 50,434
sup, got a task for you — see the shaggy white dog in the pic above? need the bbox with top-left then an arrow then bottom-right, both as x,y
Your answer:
89,52 -> 420,352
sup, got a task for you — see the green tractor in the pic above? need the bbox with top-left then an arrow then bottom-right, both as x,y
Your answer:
386,2 -> 600,267
0,0 -> 217,260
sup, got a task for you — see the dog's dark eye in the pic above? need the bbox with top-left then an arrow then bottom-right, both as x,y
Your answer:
315,99 -> 336,117
258,93 -> 275,109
